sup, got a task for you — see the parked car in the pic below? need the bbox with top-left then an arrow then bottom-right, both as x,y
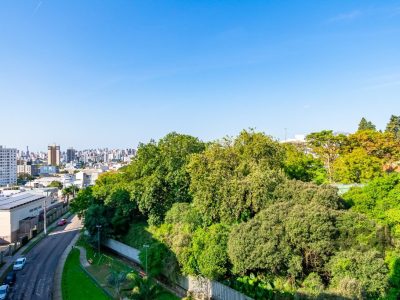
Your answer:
57,218 -> 67,226
0,284 -> 9,300
13,257 -> 26,271
3,271 -> 16,286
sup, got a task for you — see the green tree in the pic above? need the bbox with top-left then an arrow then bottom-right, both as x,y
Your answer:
283,143 -> 327,184
138,242 -> 172,277
107,271 -> 128,300
386,115 -> 400,139
125,132 -> 205,225
358,117 -> 376,131
105,187 -> 137,237
191,224 -> 230,280
70,187 -> 98,218
48,180 -> 63,189
228,201 -> 338,278
297,272 -> 325,298
129,275 -> 162,300
17,173 -> 34,185
306,130 -> 347,182
346,129 -> 400,161
327,249 -> 388,299
62,185 -> 79,204
333,148 -> 383,183
343,173 -> 400,239
84,204 -> 113,242
188,130 -> 285,224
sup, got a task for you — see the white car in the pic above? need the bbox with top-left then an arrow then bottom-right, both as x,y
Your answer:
13,257 -> 26,271
0,285 -> 9,300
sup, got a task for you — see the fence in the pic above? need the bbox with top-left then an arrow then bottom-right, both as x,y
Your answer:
104,238 -> 253,300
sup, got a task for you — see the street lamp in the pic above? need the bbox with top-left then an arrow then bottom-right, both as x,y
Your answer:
96,225 -> 102,254
143,244 -> 149,276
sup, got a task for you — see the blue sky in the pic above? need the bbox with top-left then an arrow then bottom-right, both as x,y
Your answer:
1,1 -> 400,151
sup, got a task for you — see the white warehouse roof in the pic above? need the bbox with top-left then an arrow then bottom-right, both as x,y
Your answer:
0,192 -> 45,210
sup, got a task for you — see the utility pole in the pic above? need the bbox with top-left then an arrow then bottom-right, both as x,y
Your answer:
43,199 -> 47,235
143,244 -> 149,276
43,190 -> 52,235
96,225 -> 102,254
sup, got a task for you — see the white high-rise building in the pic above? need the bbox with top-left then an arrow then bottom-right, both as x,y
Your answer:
0,146 -> 17,186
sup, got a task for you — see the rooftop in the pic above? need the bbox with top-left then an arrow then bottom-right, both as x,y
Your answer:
0,192 -> 44,210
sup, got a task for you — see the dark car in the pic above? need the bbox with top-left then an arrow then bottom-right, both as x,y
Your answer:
3,272 -> 16,286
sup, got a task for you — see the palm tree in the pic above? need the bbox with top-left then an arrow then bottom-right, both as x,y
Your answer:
62,185 -> 79,205
130,276 -> 162,300
107,270 -> 128,300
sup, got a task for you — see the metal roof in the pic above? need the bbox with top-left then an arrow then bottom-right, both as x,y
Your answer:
0,192 -> 45,210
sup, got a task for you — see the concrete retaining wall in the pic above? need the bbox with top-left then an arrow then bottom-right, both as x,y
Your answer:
104,238 -> 252,300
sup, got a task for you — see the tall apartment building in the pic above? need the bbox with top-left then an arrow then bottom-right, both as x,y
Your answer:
0,146 -> 17,186
66,148 -> 76,163
47,144 -> 60,166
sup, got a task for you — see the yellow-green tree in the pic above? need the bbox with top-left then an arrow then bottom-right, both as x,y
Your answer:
333,148 -> 383,183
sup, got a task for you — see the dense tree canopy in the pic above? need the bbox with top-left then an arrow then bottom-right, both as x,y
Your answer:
188,130 -> 285,224
71,128 -> 400,299
124,132 -> 205,225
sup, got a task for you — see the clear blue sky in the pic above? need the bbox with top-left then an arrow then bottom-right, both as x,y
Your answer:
1,1 -> 399,151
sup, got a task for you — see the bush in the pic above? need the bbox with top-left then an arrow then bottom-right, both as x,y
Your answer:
327,249 -> 388,299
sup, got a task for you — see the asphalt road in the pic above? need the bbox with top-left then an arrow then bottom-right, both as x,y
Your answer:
8,215 -> 81,300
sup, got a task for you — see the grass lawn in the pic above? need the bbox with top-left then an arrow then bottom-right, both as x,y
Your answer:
77,236 -> 180,299
62,248 -> 110,300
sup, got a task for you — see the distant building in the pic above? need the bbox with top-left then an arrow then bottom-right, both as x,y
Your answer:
75,169 -> 104,188
281,134 -> 306,145
17,161 -> 39,177
66,148 -> 76,163
48,144 -> 60,166
39,165 -> 59,176
0,146 -> 17,186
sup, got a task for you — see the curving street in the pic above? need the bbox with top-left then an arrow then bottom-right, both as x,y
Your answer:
8,215 -> 81,300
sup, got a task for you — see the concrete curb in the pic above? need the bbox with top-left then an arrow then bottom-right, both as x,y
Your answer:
52,232 -> 80,300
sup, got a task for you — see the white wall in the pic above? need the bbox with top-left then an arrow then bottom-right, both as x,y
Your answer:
0,211 -> 11,241
6,196 -> 53,233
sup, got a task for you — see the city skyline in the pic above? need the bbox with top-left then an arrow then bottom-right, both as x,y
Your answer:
1,1 -> 400,150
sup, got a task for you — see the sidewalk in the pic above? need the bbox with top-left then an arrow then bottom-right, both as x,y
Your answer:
75,246 -> 90,267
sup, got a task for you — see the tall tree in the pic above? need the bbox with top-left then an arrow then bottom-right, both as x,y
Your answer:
306,130 -> 347,182
188,130 -> 285,225
358,117 -> 376,131
386,115 -> 400,139
125,132 -> 205,225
